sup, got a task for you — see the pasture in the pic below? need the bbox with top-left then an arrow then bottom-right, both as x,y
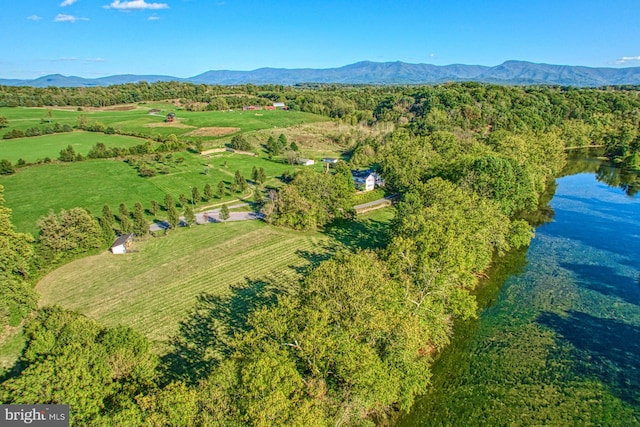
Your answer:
36,209 -> 393,343
0,105 -> 328,144
0,151 -> 324,234
0,131 -> 147,163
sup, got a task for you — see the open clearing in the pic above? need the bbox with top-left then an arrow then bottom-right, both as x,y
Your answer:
145,122 -> 195,129
0,106 -> 328,142
37,221 -> 329,341
186,127 -> 240,137
36,209 -> 393,343
0,131 -> 148,163
0,151 -> 326,234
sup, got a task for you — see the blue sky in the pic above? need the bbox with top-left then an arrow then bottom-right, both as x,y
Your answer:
2,0 -> 640,79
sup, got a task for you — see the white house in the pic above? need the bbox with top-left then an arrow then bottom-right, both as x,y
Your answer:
351,170 -> 384,192
110,234 -> 133,254
352,170 -> 375,191
297,158 -> 315,166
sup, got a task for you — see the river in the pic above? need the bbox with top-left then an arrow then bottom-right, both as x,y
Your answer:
396,156 -> 640,426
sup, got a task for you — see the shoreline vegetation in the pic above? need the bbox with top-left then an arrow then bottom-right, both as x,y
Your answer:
1,81 -> 639,425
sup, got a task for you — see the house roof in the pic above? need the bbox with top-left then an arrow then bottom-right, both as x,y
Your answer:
351,169 -> 375,179
110,233 -> 133,249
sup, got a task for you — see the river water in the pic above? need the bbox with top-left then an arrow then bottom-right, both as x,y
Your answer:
396,158 -> 640,426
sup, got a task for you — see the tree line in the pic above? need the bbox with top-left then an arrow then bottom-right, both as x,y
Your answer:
1,81 -> 639,425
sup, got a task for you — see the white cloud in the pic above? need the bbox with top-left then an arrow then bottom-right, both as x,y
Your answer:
616,56 -> 640,65
27,15 -> 42,21
60,0 -> 79,6
54,57 -> 78,61
105,0 -> 169,10
86,58 -> 106,62
148,13 -> 161,20
54,13 -> 88,22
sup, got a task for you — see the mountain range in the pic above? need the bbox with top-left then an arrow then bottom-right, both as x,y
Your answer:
2,60 -> 640,88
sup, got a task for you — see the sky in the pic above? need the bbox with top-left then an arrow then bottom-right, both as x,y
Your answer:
2,0 -> 640,79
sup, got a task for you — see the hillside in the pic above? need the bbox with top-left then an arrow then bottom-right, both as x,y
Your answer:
2,60 -> 640,88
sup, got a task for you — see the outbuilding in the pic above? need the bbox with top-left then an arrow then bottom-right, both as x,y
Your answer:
110,234 -> 133,254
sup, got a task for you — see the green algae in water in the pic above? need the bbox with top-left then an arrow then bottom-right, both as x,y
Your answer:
397,170 -> 640,426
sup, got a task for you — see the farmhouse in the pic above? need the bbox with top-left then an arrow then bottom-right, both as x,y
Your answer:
297,158 -> 315,166
351,170 -> 384,192
110,233 -> 133,254
165,112 -> 176,123
273,102 -> 288,109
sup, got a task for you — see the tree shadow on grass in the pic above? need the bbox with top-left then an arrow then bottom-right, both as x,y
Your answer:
322,217 -> 390,251
537,310 -> 640,405
161,277 -> 284,385
290,240 -> 340,276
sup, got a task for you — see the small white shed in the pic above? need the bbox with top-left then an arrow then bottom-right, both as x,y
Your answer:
110,234 -> 133,254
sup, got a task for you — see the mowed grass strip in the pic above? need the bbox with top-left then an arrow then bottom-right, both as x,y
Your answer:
36,221 -> 335,341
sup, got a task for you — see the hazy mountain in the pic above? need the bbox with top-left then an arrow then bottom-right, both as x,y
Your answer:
2,61 -> 639,87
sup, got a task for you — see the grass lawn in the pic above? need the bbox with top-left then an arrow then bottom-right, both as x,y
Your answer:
0,328 -> 25,377
37,221 -> 324,342
36,209 -> 393,344
0,106 -> 328,142
0,131 -> 148,163
0,151 -> 324,234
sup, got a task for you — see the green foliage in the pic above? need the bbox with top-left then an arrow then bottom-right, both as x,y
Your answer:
219,204 -> 230,221
178,193 -> 188,208
457,154 -> 538,216
184,205 -> 196,227
163,193 -> 174,210
58,144 -> 78,162
167,205 -> 180,229
234,170 -> 248,192
386,178 -> 530,349
230,134 -> 253,151
149,200 -> 160,216
263,168 -> 354,230
266,135 -> 280,156
217,181 -> 226,198
133,202 -> 149,236
203,183 -> 214,202
191,186 -> 201,205
0,306 -> 157,426
36,207 -> 103,255
0,159 -> 15,175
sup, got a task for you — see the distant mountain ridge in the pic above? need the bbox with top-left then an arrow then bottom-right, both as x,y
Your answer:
2,60 -> 640,88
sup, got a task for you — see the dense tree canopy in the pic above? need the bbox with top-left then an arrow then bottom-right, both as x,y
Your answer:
1,80 -> 639,425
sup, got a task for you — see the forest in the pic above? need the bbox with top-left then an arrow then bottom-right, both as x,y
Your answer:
1,81 -> 639,426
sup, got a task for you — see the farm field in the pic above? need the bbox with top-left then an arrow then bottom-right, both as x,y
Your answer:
36,209 -> 393,343
0,151 -> 325,234
0,105 -> 328,143
0,131 -> 148,163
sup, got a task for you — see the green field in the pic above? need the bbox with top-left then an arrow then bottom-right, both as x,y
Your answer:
0,131 -> 148,163
36,209 -> 393,343
0,151 -> 326,234
0,106 -> 328,143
